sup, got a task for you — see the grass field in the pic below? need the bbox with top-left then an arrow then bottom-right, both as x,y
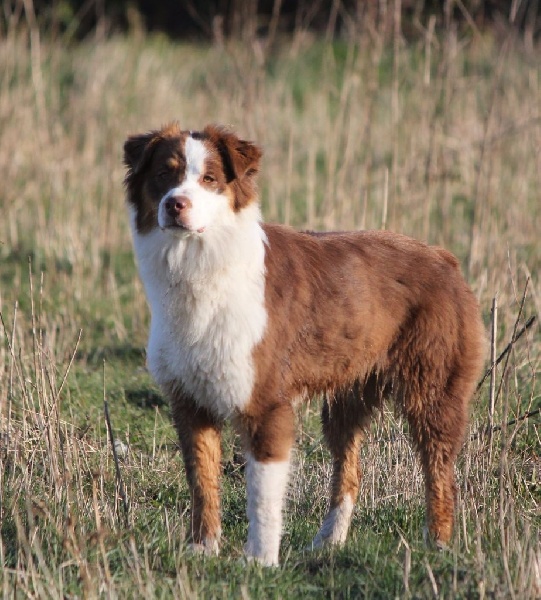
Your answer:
0,21 -> 540,598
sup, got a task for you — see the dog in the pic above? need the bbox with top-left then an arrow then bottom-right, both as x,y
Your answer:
123,123 -> 485,566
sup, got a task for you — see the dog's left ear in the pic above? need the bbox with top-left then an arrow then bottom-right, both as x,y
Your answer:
224,136 -> 262,181
204,125 -> 262,210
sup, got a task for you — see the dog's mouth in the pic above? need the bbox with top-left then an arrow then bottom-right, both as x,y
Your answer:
161,221 -> 206,235
161,221 -> 187,231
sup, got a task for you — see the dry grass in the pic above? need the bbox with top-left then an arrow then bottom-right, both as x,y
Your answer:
0,21 -> 540,598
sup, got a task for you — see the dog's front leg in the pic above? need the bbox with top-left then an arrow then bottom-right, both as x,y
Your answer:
170,395 -> 222,555
240,403 -> 295,567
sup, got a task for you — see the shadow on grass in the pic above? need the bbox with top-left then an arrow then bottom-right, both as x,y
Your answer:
125,386 -> 166,409
83,344 -> 146,365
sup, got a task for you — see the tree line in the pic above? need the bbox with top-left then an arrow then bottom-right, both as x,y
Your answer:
2,0 -> 539,42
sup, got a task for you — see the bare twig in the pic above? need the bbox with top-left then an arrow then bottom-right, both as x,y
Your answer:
493,279 -> 531,408
488,294 -> 498,439
103,372 -> 129,525
470,409 -> 540,441
476,315 -> 536,392
55,329 -> 83,402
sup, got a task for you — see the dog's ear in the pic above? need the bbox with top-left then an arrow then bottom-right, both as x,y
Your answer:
225,135 -> 262,181
123,131 -> 160,177
204,125 -> 262,210
204,125 -> 262,180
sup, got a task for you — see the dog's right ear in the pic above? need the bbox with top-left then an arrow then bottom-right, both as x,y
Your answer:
123,131 -> 159,176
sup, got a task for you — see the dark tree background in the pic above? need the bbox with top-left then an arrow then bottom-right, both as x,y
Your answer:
2,0 -> 539,41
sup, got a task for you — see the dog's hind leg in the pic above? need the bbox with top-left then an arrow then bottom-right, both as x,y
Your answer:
311,376 -> 381,549
403,386 -> 469,550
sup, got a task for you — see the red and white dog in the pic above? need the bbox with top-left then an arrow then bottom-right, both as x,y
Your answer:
124,124 -> 484,566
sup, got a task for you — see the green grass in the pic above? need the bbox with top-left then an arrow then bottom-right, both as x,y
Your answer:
0,21 -> 540,598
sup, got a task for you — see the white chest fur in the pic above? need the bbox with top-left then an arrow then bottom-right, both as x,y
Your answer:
129,207 -> 268,420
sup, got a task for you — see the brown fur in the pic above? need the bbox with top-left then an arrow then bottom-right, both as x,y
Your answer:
247,224 -> 485,545
168,387 -> 222,548
124,124 -> 485,552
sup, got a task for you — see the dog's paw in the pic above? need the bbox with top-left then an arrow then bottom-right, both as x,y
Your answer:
186,538 -> 220,557
308,498 -> 354,552
306,531 -> 343,552
243,543 -> 279,567
306,532 -> 326,551
308,505 -> 353,551
423,525 -> 448,552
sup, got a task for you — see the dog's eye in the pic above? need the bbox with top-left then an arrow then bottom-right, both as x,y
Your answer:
203,174 -> 215,183
157,169 -> 171,179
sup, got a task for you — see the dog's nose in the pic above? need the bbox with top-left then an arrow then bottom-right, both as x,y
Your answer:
165,195 -> 190,215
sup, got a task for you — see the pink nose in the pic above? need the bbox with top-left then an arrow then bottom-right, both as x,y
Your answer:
165,195 -> 190,216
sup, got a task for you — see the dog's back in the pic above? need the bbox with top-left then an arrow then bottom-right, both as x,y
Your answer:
257,224 -> 484,405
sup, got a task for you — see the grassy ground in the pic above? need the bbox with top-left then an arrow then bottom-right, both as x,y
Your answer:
0,23 -> 540,598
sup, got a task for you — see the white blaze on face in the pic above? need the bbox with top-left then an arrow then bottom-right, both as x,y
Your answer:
157,134 -> 233,234
185,135 -> 207,179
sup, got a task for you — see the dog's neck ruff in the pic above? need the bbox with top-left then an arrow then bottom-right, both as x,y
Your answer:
129,203 -> 268,420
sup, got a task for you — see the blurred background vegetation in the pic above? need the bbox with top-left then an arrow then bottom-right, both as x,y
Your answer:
2,0 -> 540,43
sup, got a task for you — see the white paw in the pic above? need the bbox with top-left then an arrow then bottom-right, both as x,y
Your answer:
308,496 -> 354,551
307,529 -> 345,552
244,542 -> 279,567
308,533 -> 331,551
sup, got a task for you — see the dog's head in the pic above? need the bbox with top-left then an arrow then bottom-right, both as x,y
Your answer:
124,123 -> 262,235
